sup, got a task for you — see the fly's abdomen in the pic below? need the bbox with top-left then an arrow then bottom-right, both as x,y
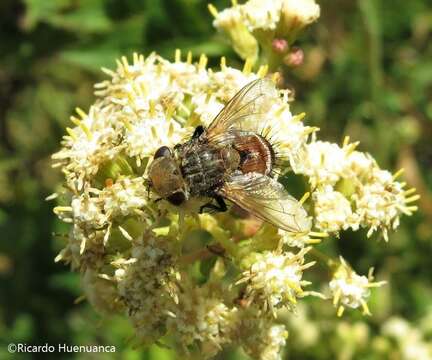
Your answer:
181,146 -> 225,197
234,134 -> 275,175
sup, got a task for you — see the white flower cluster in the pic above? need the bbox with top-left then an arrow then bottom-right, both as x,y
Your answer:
114,235 -> 181,344
51,51 -> 415,358
291,140 -> 419,240
167,285 -> 238,357
212,0 -> 320,34
239,310 -> 289,360
210,0 -> 320,63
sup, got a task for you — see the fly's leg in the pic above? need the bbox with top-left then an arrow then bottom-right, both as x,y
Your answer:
192,125 -> 204,139
199,195 -> 227,213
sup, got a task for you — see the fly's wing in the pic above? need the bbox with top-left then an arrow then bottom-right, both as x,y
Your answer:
206,78 -> 279,146
220,172 -> 312,234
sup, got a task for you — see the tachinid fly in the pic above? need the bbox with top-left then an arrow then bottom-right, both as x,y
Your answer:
147,78 -> 311,234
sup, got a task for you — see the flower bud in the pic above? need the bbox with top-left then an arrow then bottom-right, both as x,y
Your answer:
272,38 -> 289,54
283,46 -> 304,67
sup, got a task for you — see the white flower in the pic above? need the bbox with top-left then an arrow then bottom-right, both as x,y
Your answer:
191,93 -> 224,126
238,248 -> 315,314
329,257 -> 386,316
52,105 -> 121,190
241,0 -> 283,31
124,112 -> 187,160
101,177 -> 148,218
353,168 -> 415,240
313,185 -> 358,232
71,195 -> 106,228
291,141 -> 349,187
168,285 -> 238,358
81,269 -> 119,314
280,0 -> 320,33
239,311 -> 288,360
114,234 -> 180,344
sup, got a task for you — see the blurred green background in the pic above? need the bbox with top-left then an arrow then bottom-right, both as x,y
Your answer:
0,0 -> 431,359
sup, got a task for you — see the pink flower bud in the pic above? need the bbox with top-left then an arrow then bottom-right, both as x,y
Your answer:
284,47 -> 304,67
272,38 -> 289,54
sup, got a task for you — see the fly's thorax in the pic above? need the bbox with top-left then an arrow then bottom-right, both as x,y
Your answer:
234,133 -> 275,175
180,144 -> 226,197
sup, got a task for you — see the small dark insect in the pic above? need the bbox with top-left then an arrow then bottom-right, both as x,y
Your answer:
148,78 -> 311,234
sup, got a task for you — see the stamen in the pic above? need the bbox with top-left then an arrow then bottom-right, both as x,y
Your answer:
345,141 -> 360,154
293,112 -> 306,122
257,64 -> 268,78
45,193 -> 58,201
175,48 -> 181,63
198,54 -> 208,70
119,226 -> 133,241
405,194 -> 420,203
53,206 -> 73,213
208,3 -> 218,17
220,56 -> 226,70
101,67 -> 116,77
75,107 -> 87,119
299,192 -> 310,205
361,300 -> 371,316
133,52 -> 139,65
300,261 -> 316,270
186,51 -> 192,64
333,288 -> 341,306
392,168 -> 404,180
404,188 -> 417,196
342,135 -> 350,147
66,127 -> 77,140
149,100 -> 156,117
242,58 -> 253,74
121,56 -> 130,72
306,238 -> 322,244
309,231 -> 329,238
121,118 -> 133,131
